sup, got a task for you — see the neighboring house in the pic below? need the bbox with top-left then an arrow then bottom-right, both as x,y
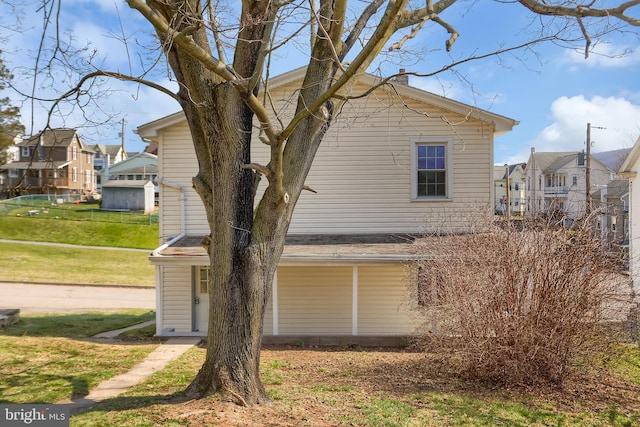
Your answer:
0,134 -> 22,195
525,148 -> 614,219
619,137 -> 640,298
100,152 -> 157,184
101,180 -> 155,213
494,163 -> 526,216
99,152 -> 158,207
592,179 -> 629,247
135,67 -> 518,341
93,144 -> 128,192
0,129 -> 95,198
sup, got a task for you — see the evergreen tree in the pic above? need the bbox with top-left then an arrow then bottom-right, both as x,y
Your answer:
0,51 -> 24,166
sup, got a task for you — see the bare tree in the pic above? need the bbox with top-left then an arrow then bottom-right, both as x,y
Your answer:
10,0 -> 640,405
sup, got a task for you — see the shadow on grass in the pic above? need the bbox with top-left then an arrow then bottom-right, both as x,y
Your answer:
0,374 -> 91,404
70,390 -> 194,417
0,311 -> 156,339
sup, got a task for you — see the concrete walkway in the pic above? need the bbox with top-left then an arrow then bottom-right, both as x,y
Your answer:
0,282 -> 155,313
60,323 -> 200,415
0,239 -> 150,252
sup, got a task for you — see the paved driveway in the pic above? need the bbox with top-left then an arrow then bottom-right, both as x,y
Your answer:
0,282 -> 155,313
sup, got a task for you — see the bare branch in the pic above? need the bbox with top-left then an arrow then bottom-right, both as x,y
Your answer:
340,0 -> 386,60
309,0 -> 346,72
125,0 -> 237,83
577,16 -> 592,59
242,162 -> 271,177
517,0 -> 640,26
302,184 -> 317,193
281,0 -> 407,142
206,0 -> 226,62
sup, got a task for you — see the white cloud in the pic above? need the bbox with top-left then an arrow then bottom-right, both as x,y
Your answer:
505,95 -> 640,164
562,43 -> 640,69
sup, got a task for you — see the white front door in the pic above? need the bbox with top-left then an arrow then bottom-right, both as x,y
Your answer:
194,266 -> 210,332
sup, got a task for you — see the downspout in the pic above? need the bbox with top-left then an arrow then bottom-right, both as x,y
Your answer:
150,177 -> 187,335
151,177 -> 187,255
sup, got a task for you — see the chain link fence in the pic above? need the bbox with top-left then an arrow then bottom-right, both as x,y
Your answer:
0,195 -> 158,225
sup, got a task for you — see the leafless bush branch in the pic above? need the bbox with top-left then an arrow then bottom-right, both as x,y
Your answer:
410,212 -> 634,386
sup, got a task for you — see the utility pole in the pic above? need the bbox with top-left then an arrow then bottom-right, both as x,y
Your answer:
120,118 -> 126,154
505,164 -> 510,221
586,123 -> 606,216
586,123 -> 591,215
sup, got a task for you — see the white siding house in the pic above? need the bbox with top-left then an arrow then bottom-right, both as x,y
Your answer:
526,148 -> 613,219
494,163 -> 527,216
136,68 -> 517,343
619,137 -> 640,300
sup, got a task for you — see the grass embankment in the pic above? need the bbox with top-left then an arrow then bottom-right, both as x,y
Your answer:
0,215 -> 158,249
0,209 -> 158,286
0,310 -> 158,404
0,242 -> 154,286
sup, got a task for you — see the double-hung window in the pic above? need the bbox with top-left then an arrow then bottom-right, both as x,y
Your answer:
411,139 -> 452,200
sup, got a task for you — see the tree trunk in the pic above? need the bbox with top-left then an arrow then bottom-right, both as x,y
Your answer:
181,80 -> 274,404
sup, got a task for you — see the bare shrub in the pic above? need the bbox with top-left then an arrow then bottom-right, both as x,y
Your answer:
411,214 -> 632,386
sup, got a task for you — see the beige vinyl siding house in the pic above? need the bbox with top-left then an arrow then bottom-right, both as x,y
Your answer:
137,68 -> 517,343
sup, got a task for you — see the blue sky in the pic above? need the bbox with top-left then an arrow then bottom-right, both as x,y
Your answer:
1,1 -> 639,165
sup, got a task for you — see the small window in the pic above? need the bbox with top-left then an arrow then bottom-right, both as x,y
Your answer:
21,147 -> 30,158
8,169 -> 18,178
411,140 -> 452,199
198,266 -> 210,294
546,175 -> 552,187
72,146 -> 77,160
572,176 -> 578,186
85,170 -> 91,184
72,167 -> 78,182
514,183 -> 519,191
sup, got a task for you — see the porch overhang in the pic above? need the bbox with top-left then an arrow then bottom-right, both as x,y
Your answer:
148,234 -> 431,266
0,161 -> 71,170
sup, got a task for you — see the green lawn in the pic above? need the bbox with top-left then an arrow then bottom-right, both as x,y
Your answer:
0,242 -> 155,286
0,207 -> 159,286
0,310 -> 159,404
0,214 -> 158,249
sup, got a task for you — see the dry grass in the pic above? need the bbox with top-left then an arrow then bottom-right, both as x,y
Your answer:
71,344 -> 640,426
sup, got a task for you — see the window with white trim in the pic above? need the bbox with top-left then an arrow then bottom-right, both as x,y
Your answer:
72,167 -> 78,182
411,139 -> 452,199
198,266 -> 210,294
85,170 -> 91,184
72,146 -> 77,160
21,147 -> 30,158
